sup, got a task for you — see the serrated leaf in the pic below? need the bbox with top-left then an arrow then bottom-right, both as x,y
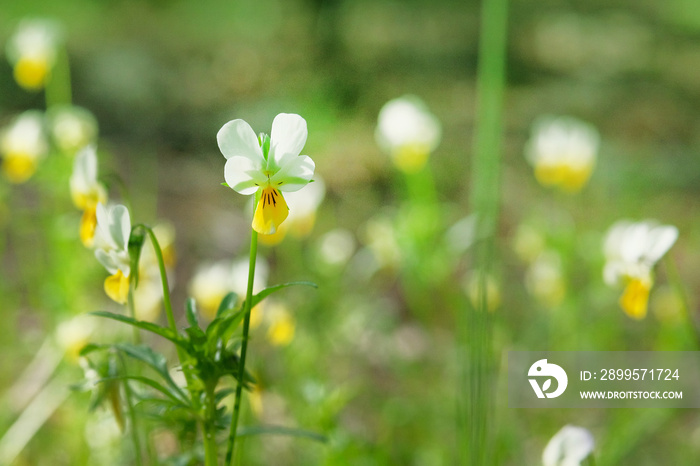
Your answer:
90,311 -> 190,350
185,298 -> 199,328
112,343 -> 188,402
99,375 -> 190,407
185,326 -> 207,347
236,425 -> 327,443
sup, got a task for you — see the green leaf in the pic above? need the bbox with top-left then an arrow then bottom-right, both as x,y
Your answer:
79,343 -> 108,356
247,281 -> 318,309
90,311 -> 189,350
185,326 -> 207,347
185,298 -> 199,328
216,291 -> 238,318
112,343 -> 188,402
236,425 -> 328,443
99,375 -> 190,407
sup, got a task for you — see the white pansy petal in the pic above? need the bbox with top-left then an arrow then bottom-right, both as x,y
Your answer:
270,155 -> 315,192
645,225 -> 678,264
109,205 -> 131,250
217,119 -> 263,162
543,425 -> 594,466
270,113 -> 307,161
224,156 -> 267,195
95,249 -> 118,275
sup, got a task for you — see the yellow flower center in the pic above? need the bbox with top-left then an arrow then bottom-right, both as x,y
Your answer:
104,270 -> 130,304
80,206 -> 99,247
619,277 -> 651,320
534,162 -> 593,192
392,143 -> 430,173
252,186 -> 289,235
2,153 -> 38,183
14,57 -> 50,91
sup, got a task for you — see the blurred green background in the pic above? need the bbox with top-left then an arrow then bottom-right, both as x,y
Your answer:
1,0 -> 700,464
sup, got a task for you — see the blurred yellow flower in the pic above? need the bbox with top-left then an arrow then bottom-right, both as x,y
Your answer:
265,301 -> 295,346
376,95 -> 442,173
603,220 -> 678,319
93,203 -> 132,304
47,106 -> 98,155
525,116 -> 599,192
543,425 -> 595,466
0,111 -> 48,183
217,113 -> 315,235
6,19 -> 61,91
70,146 -> 108,247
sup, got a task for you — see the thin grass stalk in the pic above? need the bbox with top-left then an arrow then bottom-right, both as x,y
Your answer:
461,0 -> 508,463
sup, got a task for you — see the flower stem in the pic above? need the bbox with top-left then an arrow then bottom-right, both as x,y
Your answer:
225,222 -> 259,465
119,353 -> 143,466
44,45 -> 72,109
665,256 -> 700,349
203,381 -> 220,466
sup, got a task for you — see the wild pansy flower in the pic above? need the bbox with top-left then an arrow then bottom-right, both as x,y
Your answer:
6,19 -> 61,91
542,425 -> 595,466
217,113 -> 315,235
47,106 -> 98,155
0,111 -> 48,183
93,202 -> 131,304
375,95 -> 442,173
55,315 -> 95,362
258,176 -> 325,246
70,146 -> 107,247
603,220 -> 678,319
525,116 -> 599,192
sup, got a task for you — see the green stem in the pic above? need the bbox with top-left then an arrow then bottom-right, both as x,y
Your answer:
44,45 -> 72,109
119,353 -> 143,466
225,222 -> 259,465
202,381 -> 220,466
665,256 -> 700,349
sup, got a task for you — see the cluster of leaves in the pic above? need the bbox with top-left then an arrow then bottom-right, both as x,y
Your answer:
76,226 -> 320,461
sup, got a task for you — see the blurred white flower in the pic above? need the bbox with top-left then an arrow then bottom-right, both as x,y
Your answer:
603,220 -> 678,319
70,146 -> 108,246
376,95 -> 442,173
55,315 -> 95,362
217,113 -> 315,235
6,19 -> 61,91
47,106 -> 98,155
93,203 -> 131,304
525,250 -> 566,308
189,257 -> 268,321
316,228 -> 356,268
542,425 -> 595,466
525,116 -> 599,192
0,111 -> 48,183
